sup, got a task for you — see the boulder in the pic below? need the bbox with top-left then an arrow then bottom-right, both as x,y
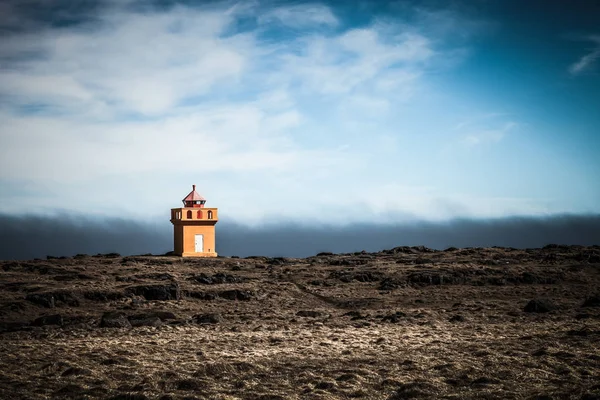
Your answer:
100,312 -> 132,328
449,315 -> 465,323
26,293 -> 55,308
218,289 -> 254,301
127,283 -> 181,301
524,299 -> 556,313
193,313 -> 221,324
296,310 -> 325,318
582,294 -> 600,308
0,321 -> 31,333
187,291 -> 219,300
32,314 -> 63,326
26,291 -> 80,307
127,314 -> 162,327
192,272 -> 242,284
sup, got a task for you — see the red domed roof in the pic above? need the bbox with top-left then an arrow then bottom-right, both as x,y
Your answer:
183,184 -> 205,202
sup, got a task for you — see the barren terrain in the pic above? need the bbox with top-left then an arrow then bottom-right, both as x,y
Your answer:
1,245 -> 599,399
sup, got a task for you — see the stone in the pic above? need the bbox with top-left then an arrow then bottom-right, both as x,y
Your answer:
218,289 -> 254,301
194,313 -> 221,324
127,314 -> 163,327
127,283 -> 181,301
296,310 -> 325,318
100,312 -> 132,328
582,294 -> 600,308
25,293 -> 55,308
524,299 -> 556,313
32,314 -> 63,326
449,315 -> 465,323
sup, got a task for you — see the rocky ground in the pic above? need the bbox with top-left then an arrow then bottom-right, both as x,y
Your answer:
0,245 -> 599,399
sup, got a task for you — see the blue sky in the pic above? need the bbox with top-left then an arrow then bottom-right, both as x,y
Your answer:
0,0 -> 599,226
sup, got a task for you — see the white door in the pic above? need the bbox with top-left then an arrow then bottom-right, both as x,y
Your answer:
194,234 -> 204,253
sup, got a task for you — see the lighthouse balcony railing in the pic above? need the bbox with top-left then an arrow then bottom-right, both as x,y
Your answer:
171,209 -> 218,221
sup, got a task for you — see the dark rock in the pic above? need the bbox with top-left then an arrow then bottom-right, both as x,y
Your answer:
103,253 -> 121,258
382,312 -> 407,323
61,367 -> 91,377
408,271 -> 458,285
329,259 -> 353,266
127,314 -> 162,327
107,394 -> 148,400
342,311 -> 365,320
192,272 -> 242,285
470,376 -> 500,386
32,314 -> 63,326
506,271 -> 559,285
296,310 -> 325,318
54,291 -> 80,306
524,299 -> 556,313
26,291 -> 80,307
176,379 -> 201,390
26,293 -> 55,308
414,257 -> 432,265
187,291 -> 219,300
52,274 -> 79,281
388,380 -> 439,399
100,311 -> 132,328
133,272 -> 174,281
83,290 -> 125,302
218,289 -> 254,301
267,257 -> 289,265
582,294 -> 600,308
531,348 -> 548,357
149,311 -> 177,320
127,283 -> 181,301
0,321 -> 31,333
566,327 -> 595,337
379,277 -> 402,290
449,315 -> 465,323
315,380 -> 336,390
316,252 -> 334,256
194,313 -> 221,324
329,270 -> 383,282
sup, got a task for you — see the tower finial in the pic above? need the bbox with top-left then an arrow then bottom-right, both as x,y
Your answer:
193,184 -> 196,191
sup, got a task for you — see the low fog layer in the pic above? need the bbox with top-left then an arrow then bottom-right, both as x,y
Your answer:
0,213 -> 599,260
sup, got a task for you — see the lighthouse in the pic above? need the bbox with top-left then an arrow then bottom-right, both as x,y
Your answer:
170,185 -> 218,257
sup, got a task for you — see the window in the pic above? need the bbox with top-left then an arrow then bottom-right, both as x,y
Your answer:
207,210 -> 213,219
197,210 -> 203,219
186,210 -> 192,219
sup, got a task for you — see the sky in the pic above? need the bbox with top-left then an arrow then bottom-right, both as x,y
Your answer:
1,0 -> 599,231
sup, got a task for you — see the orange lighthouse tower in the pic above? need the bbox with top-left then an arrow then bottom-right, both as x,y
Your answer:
170,185 -> 218,257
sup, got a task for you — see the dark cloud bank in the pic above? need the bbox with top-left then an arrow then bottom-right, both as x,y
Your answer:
1,213 -> 599,260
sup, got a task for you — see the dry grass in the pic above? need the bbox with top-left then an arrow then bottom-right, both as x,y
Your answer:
0,246 -> 599,399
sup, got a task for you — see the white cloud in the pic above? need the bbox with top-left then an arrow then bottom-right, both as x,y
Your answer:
569,35 -> 600,76
461,121 -> 517,147
0,1 -> 531,223
258,3 -> 338,28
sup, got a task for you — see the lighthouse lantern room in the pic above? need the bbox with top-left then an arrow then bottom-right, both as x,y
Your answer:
170,185 -> 218,257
